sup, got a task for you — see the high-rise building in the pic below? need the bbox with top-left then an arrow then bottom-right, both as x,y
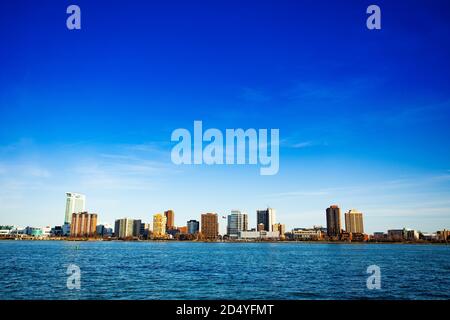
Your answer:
326,205 -> 341,237
70,212 -> 97,237
64,192 -> 86,224
256,208 -> 276,232
227,210 -> 248,238
187,220 -> 199,234
153,213 -> 167,237
114,218 -> 135,239
344,209 -> 364,234
164,210 -> 175,230
133,219 -> 142,237
201,213 -> 219,240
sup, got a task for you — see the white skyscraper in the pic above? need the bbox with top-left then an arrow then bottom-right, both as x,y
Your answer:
227,210 -> 248,238
64,192 -> 86,224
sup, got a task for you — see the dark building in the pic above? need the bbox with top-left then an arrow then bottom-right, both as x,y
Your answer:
256,208 -> 275,232
187,220 -> 199,234
326,205 -> 341,237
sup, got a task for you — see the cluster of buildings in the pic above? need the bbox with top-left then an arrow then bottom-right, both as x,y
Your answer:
0,193 -> 449,243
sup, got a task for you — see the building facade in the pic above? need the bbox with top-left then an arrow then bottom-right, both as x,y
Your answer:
164,210 -> 175,230
256,208 -> 276,232
64,192 -> 86,224
153,213 -> 167,238
238,230 -> 280,240
344,209 -> 364,234
326,205 -> 341,237
70,212 -> 98,237
187,220 -> 200,234
227,210 -> 248,238
114,218 -> 135,239
201,213 -> 219,240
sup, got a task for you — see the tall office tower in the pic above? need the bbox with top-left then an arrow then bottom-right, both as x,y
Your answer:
201,213 -> 219,240
256,208 -> 276,231
187,220 -> 200,234
227,210 -> 248,238
153,213 -> 167,237
64,192 -> 86,224
164,210 -> 175,230
70,212 -> 97,237
114,218 -> 135,239
326,205 -> 342,237
345,209 -> 364,234
132,219 -> 142,237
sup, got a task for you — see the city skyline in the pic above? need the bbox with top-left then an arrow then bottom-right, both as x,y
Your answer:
1,1 -> 450,234
1,191 -> 447,237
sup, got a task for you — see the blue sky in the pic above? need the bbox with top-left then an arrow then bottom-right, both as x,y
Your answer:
1,0 -> 450,234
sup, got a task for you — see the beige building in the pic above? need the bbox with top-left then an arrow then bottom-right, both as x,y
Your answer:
70,212 -> 97,237
273,223 -> 285,237
153,213 -> 167,238
345,209 -> 364,234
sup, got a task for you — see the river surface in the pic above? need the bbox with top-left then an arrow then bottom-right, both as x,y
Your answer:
0,241 -> 449,299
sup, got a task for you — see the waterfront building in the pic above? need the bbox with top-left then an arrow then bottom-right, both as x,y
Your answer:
406,229 -> 419,241
96,224 -> 113,237
420,233 -> 438,241
25,226 -> 43,237
62,223 -> 71,236
373,232 -> 387,241
256,208 -> 276,231
187,220 -> 199,234
257,223 -> 265,231
132,219 -> 142,237
167,228 -> 180,238
70,212 -> 98,237
340,231 -> 368,242
344,209 -> 364,234
114,218 -> 135,239
326,205 -> 341,238
178,226 -> 188,234
238,230 -> 280,240
42,226 -> 51,237
164,210 -> 175,230
273,223 -> 286,238
201,213 -> 219,240
387,229 -> 407,241
50,226 -> 63,237
289,228 -> 322,240
140,223 -> 150,238
0,225 -> 14,236
153,213 -> 167,238
64,192 -> 86,224
227,210 -> 248,239
437,229 -> 450,241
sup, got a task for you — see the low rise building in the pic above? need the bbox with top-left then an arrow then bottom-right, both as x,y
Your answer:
238,230 -> 280,240
388,229 -> 407,242
290,228 -> 322,240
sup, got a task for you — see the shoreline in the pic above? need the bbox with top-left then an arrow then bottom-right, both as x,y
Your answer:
0,237 -> 448,245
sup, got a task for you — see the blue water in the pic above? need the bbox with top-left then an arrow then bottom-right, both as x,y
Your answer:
0,241 -> 449,300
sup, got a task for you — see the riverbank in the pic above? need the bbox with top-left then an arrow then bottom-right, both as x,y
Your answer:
0,236 -> 448,245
